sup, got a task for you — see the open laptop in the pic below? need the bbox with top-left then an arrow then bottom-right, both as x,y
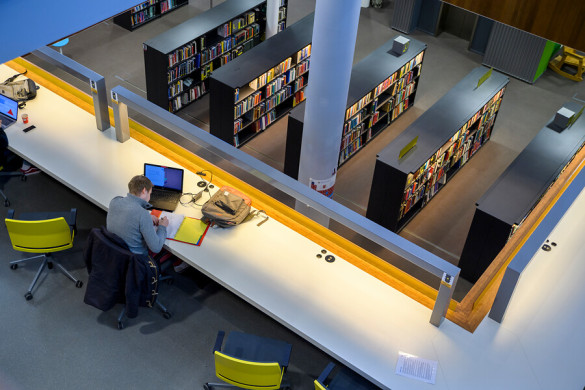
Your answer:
0,94 -> 18,130
144,163 -> 184,211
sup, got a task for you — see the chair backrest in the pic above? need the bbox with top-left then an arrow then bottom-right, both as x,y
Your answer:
214,351 -> 284,390
5,217 -> 74,254
314,379 -> 328,390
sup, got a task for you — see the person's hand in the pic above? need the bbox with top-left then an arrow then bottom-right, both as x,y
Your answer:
159,216 -> 169,227
151,214 -> 160,226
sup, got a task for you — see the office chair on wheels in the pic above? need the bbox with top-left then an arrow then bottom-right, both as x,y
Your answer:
5,208 -> 83,301
204,330 -> 292,390
314,362 -> 380,390
83,226 -> 172,330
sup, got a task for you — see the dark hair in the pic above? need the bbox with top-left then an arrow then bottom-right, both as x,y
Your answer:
128,175 -> 153,196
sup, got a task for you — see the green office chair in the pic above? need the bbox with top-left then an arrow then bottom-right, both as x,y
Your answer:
204,330 -> 292,390
6,208 -> 83,300
314,362 -> 380,390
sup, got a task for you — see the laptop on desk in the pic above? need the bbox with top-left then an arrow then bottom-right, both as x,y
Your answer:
144,163 -> 184,212
0,94 -> 18,130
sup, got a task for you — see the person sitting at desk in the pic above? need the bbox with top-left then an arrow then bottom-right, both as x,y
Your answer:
107,175 -> 169,255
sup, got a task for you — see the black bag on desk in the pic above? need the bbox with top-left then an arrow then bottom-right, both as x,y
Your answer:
201,186 -> 252,228
0,71 -> 39,107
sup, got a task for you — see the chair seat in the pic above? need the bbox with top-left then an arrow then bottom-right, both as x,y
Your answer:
223,331 -> 292,368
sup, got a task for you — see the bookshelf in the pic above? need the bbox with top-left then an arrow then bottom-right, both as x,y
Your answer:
143,0 -> 275,113
283,37 -> 427,179
366,66 -> 509,233
458,101 -> 585,283
113,0 -> 188,31
209,13 -> 313,147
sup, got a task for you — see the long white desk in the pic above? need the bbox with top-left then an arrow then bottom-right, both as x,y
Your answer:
4,64 -> 585,389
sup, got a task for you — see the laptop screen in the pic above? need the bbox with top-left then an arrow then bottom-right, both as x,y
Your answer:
144,163 -> 183,191
0,94 -> 18,121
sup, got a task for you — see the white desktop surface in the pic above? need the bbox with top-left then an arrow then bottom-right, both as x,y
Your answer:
3,64 -> 585,389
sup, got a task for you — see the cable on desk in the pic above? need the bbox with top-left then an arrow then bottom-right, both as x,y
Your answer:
179,170 -> 213,207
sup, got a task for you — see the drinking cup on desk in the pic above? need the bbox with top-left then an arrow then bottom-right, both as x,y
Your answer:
22,114 -> 28,124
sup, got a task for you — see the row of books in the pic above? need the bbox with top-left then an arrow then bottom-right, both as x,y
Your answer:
297,59 -> 310,76
279,0 -> 286,6
169,83 -> 206,112
340,123 -> 365,151
344,108 -> 369,134
391,99 -> 409,121
167,22 -> 257,75
168,41 -> 197,68
256,57 -> 293,90
245,109 -> 278,137
266,68 -> 296,98
201,36 -> 234,64
132,0 -> 157,13
131,8 -> 156,26
234,90 -> 263,119
218,12 -> 255,38
167,54 -> 200,83
201,62 -> 214,81
277,21 -> 286,32
234,101 -> 267,134
345,94 -> 373,121
372,54 -> 423,100
160,0 -> 180,13
294,74 -> 306,92
168,36 -> 205,68
266,85 -> 292,111
297,45 -> 311,64
399,92 -> 504,220
338,135 -> 363,165
278,7 -> 287,21
292,90 -> 305,107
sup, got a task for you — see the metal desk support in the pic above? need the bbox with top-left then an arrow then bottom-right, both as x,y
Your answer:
32,46 -> 110,131
110,85 -> 460,326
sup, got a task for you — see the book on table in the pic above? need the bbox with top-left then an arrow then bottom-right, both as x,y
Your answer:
151,210 -> 210,246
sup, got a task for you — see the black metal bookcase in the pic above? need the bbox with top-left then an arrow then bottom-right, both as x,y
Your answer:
209,13 -> 313,148
366,67 -> 509,233
143,0 -> 274,112
283,36 -> 427,179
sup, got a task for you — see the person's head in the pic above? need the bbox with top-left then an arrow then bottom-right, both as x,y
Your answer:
128,175 -> 153,201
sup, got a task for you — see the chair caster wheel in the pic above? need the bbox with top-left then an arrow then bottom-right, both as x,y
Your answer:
75,280 -> 83,288
163,311 -> 172,320
203,384 -> 210,390
166,279 -> 174,285
21,175 -> 27,181
10,264 -> 17,270
47,262 -> 54,270
4,200 -> 10,207
118,321 -> 125,330
25,292 -> 33,301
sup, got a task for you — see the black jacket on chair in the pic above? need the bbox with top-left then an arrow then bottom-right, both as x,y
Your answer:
83,226 -> 160,318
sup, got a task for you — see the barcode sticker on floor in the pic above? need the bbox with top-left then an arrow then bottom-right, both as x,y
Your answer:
395,351 -> 438,384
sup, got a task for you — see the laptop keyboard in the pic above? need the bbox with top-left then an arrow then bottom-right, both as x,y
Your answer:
150,191 -> 179,202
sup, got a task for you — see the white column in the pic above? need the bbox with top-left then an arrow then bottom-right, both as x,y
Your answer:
266,0 -> 280,39
297,0 -> 362,198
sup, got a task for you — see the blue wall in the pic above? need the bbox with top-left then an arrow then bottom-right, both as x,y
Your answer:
0,0 -> 138,64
